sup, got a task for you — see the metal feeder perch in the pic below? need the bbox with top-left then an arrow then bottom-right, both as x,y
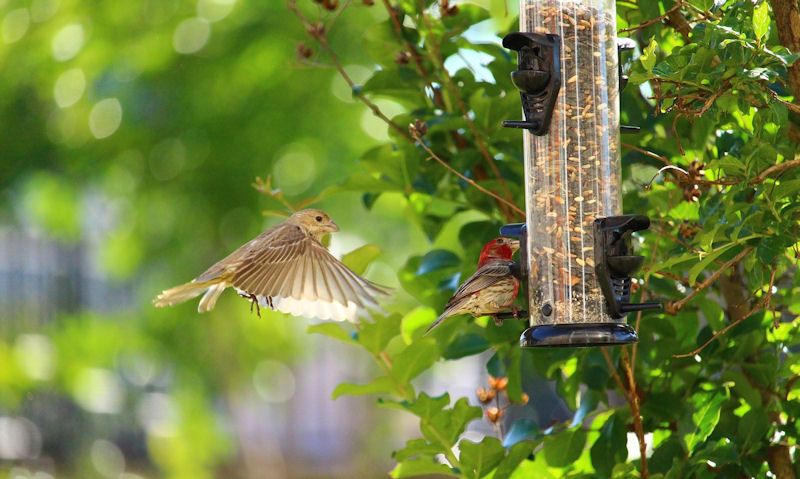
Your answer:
500,0 -> 660,348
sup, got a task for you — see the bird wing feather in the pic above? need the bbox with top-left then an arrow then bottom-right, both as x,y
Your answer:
443,261 -> 514,311
230,224 -> 388,311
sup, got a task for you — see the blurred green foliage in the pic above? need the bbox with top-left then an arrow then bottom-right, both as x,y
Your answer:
294,0 -> 800,478
3,0 -> 800,478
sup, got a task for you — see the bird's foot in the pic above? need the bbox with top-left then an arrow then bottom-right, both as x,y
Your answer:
512,306 -> 520,319
246,293 -> 261,318
491,315 -> 503,326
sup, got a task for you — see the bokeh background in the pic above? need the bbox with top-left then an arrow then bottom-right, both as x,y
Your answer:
0,1 -> 538,477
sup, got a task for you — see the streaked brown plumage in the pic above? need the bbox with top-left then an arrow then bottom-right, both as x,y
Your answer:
426,237 -> 520,333
153,209 -> 388,321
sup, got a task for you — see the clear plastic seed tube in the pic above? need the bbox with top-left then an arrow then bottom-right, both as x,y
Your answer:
521,0 -> 621,324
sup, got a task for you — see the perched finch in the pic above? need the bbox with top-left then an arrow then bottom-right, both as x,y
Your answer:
426,237 -> 520,333
154,209 -> 388,322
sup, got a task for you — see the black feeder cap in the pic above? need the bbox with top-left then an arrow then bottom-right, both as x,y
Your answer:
520,323 -> 638,348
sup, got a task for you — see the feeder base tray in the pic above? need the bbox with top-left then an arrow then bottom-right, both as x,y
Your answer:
520,323 -> 638,348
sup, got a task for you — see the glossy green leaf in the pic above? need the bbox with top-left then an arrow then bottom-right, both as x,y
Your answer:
685,391 -> 726,452
341,244 -> 382,275
459,437 -> 505,479
543,428 -> 587,468
332,376 -> 395,399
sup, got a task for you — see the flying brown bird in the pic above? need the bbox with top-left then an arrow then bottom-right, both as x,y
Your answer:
154,209 -> 388,321
426,237 -> 520,333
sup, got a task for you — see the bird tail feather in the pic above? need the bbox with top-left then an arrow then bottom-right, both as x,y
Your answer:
197,283 -> 228,313
425,310 -> 452,335
153,280 -> 223,310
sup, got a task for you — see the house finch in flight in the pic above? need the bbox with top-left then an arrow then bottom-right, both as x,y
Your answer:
154,209 -> 388,322
426,237 -> 521,333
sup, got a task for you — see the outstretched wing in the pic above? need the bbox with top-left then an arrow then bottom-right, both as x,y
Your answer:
230,224 -> 388,321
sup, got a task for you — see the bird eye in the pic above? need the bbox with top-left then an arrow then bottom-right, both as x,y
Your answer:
315,216 -> 323,222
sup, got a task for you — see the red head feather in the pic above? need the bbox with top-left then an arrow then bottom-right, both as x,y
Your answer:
477,237 -> 519,267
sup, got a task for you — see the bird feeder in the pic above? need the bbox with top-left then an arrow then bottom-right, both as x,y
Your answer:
500,0 -> 660,347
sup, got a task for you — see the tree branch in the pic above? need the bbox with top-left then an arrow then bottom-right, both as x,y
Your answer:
673,268 -> 776,358
287,0 -> 413,142
664,247 -> 754,315
410,129 -> 525,217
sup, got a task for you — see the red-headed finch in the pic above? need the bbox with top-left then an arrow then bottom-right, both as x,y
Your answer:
153,209 -> 388,322
426,237 -> 521,333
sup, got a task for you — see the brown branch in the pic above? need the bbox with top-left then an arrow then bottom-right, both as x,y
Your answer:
664,247 -> 754,315
410,130 -> 525,217
601,347 -> 648,478
770,0 -> 800,107
622,143 -> 671,165
666,9 -> 692,42
673,268 -> 777,358
618,2 -> 684,34
415,4 -> 518,220
751,158 -> 800,184
287,0 -> 413,142
622,349 -> 648,479
381,0 -> 430,79
600,348 -> 628,395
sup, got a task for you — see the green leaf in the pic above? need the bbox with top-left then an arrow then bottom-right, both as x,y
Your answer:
332,376 -> 395,399
503,418 -> 539,448
405,392 -> 451,421
753,2 -> 771,41
687,243 -> 738,285
590,412 -> 628,477
341,244 -> 382,275
392,338 -> 439,383
358,314 -> 402,355
441,5 -> 490,36
737,408 -> 769,452
361,68 -> 423,100
459,437 -> 505,479
611,462 -> 640,478
416,250 -> 462,275
401,307 -> 437,343
422,397 -> 482,446
390,458 -> 458,478
640,39 -> 658,73
685,391 -> 726,452
394,438 -> 442,461
543,428 -> 587,467
493,441 -> 536,479
442,333 -> 490,359
306,323 -> 355,344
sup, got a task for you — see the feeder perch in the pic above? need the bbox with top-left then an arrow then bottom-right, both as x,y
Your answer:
501,0 -> 660,348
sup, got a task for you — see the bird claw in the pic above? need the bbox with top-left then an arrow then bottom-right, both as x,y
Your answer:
491,315 -> 503,326
246,293 -> 261,318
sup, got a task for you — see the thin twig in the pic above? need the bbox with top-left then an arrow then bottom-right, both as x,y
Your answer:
411,130 -> 525,216
600,348 -> 628,395
673,267 -> 777,358
621,350 -> 648,479
751,158 -> 800,184
618,2 -> 683,34
664,247 -> 754,314
415,3 -> 517,219
622,143 -> 671,165
287,0 -> 413,141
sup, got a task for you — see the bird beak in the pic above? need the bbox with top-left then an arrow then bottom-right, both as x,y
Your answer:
329,221 -> 340,232
509,239 -> 521,253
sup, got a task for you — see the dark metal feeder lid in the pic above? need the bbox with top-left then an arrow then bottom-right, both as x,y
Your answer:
520,323 -> 638,348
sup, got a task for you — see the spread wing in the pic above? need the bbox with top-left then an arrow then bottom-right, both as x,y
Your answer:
228,224 -> 388,321
443,261 -> 515,311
